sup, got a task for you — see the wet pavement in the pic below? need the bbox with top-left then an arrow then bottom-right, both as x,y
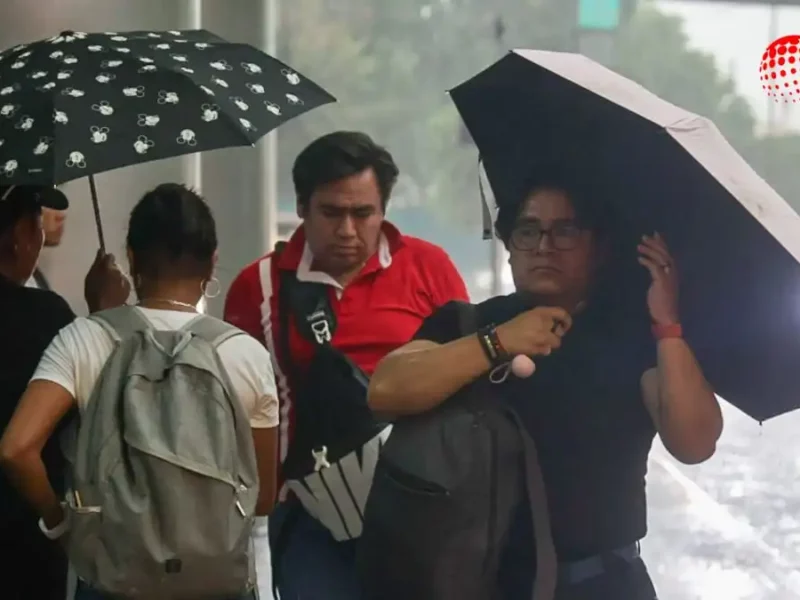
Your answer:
643,402 -> 800,599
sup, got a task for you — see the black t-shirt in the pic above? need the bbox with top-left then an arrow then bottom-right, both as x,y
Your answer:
0,274 -> 75,528
413,294 -> 657,560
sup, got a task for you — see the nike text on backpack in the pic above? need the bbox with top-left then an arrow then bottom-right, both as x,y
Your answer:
63,307 -> 259,600
275,262 -> 391,542
356,302 -> 558,600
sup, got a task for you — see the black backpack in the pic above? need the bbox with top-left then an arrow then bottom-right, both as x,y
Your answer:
356,301 -> 557,600
275,256 -> 391,542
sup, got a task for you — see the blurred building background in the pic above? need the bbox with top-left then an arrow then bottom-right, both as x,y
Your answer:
0,0 -> 288,315
6,0 -> 800,312
3,0 -> 800,597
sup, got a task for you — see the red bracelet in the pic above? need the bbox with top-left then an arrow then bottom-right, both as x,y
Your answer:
652,323 -> 683,340
491,326 -> 508,356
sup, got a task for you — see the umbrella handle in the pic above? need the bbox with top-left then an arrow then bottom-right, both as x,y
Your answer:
477,155 -> 493,240
87,174 -> 105,253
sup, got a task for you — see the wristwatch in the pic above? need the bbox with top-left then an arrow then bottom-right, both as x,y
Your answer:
477,325 -> 510,365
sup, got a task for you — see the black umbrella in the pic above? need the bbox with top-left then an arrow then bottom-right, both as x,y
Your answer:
0,29 -> 335,249
450,49 -> 800,422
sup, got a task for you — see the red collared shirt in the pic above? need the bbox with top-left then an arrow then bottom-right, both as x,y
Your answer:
223,222 -> 469,463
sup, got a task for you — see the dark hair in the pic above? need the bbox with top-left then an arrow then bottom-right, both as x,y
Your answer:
292,131 -> 399,210
495,169 -> 650,325
0,197 -> 39,237
126,183 -> 217,280
494,170 -> 611,245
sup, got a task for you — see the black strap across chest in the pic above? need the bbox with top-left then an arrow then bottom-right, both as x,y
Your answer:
275,244 -> 367,390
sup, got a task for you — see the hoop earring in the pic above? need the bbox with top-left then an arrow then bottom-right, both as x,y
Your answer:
201,276 -> 221,299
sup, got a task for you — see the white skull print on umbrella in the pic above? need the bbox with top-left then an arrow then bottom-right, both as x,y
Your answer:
0,29 -> 335,246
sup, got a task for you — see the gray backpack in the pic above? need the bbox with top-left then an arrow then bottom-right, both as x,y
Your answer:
64,307 -> 259,600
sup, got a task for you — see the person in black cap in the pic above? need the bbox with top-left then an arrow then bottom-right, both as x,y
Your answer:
27,188 -> 70,290
0,184 -> 129,600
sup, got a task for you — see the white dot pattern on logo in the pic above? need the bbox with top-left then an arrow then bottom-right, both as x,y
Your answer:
759,34 -> 800,103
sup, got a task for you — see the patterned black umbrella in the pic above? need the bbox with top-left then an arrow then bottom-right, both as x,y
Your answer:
0,29 -> 335,248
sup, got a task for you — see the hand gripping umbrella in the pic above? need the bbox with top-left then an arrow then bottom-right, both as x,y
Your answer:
0,29 -> 336,250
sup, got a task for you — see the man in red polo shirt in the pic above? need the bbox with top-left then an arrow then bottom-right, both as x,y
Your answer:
224,131 -> 468,600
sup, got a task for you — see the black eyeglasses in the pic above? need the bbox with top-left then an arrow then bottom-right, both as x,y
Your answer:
510,219 -> 584,251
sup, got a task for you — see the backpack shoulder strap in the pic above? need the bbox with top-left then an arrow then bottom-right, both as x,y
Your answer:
277,253 -> 336,350
273,243 -> 301,388
455,301 -> 479,337
283,275 -> 336,346
89,306 -> 152,342
183,314 -> 244,348
506,408 -> 557,600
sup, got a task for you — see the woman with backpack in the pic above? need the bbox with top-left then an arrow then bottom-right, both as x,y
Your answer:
0,183 -> 279,600
362,173 -> 723,599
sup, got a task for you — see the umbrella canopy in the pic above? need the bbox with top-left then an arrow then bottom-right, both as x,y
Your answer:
450,49 -> 800,421
0,29 -> 335,184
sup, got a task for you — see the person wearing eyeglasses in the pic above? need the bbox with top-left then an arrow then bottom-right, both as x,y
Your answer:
364,171 -> 722,600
